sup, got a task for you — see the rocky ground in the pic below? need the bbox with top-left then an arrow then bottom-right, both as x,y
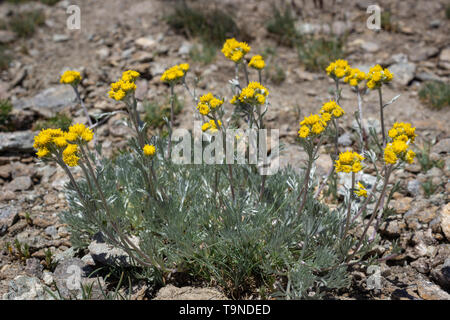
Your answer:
0,0 -> 449,300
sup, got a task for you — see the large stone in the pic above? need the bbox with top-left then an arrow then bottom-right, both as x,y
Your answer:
440,203 -> 450,241
154,285 -> 228,300
13,85 -> 76,118
417,277 -> 450,300
0,206 -> 19,236
438,47 -> 450,70
432,138 -> 450,154
389,61 -> 416,86
431,258 -> 450,291
52,258 -> 103,300
5,175 -> 32,191
0,131 -> 35,154
3,275 -> 55,300
0,30 -> 16,44
88,232 -> 139,267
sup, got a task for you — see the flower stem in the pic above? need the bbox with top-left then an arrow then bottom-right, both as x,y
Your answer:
378,87 -> 386,147
166,85 -> 175,160
342,172 -> 355,240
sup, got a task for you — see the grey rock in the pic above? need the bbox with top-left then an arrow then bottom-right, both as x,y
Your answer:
438,47 -> 450,70
3,275 -> 55,300
417,276 -> 450,300
52,34 -> 70,42
409,47 -> 439,62
331,21 -> 352,37
96,47 -> 110,60
25,258 -> 44,278
0,131 -> 35,153
53,258 -> 103,299
432,138 -> 450,154
389,61 -> 416,86
135,36 -> 157,49
415,72 -> 441,82
0,30 -> 16,44
0,206 -> 19,236
53,247 -> 77,263
361,41 -> 379,53
13,85 -> 77,118
431,259 -> 450,291
429,20 -> 441,28
154,284 -> 228,300
88,232 -> 140,267
295,23 -> 323,35
45,225 -> 58,238
407,179 -> 421,196
338,132 -> 353,147
5,175 -> 32,191
178,41 -> 193,56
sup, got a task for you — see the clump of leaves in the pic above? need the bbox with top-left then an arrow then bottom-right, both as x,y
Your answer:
0,45 -> 12,71
33,112 -> 73,131
298,36 -> 345,72
0,99 -> 13,130
8,10 -> 46,38
189,42 -> 217,65
381,9 -> 398,32
266,5 -> 301,47
418,81 -> 450,109
167,3 -> 245,47
421,178 -> 439,198
143,95 -> 183,130
415,141 -> 444,173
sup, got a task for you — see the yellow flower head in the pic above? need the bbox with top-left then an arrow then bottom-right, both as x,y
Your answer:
298,113 -> 328,139
67,123 -> 94,143
343,68 -> 366,87
62,144 -> 79,167
233,82 -> 269,106
197,93 -> 223,116
221,38 -> 251,63
160,64 -> 189,84
366,65 -> 394,90
33,128 -> 66,157
354,182 -> 368,197
143,144 -> 156,156
248,55 -> 265,70
320,100 -> 345,120
335,151 -> 364,173
390,122 -> 416,143
202,119 -> 222,133
60,70 -> 82,86
109,70 -> 139,101
326,59 -> 350,79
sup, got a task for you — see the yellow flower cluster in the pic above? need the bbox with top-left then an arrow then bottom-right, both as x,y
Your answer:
354,182 -> 367,197
366,65 -> 393,90
60,70 -> 82,86
343,68 -> 366,87
33,124 -> 92,167
388,122 -> 417,143
201,119 -> 222,133
248,55 -> 265,70
62,143 -> 80,167
298,114 -> 329,138
143,144 -> 156,156
326,59 -> 351,79
384,123 -> 416,165
197,93 -> 224,116
108,70 -> 140,101
335,151 -> 364,173
319,100 -> 345,121
66,123 -> 94,143
230,82 -> 269,106
221,38 -> 251,63
160,63 -> 189,84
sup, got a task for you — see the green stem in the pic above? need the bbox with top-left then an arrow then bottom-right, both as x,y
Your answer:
378,87 -> 386,147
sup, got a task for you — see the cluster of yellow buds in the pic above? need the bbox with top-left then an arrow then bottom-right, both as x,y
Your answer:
33,123 -> 93,167
384,122 -> 416,165
160,63 -> 189,84
230,82 -> 269,106
298,113 -> 329,138
60,70 -> 82,86
326,59 -> 351,79
354,182 -> 368,197
388,122 -> 417,143
319,100 -> 345,121
201,119 -> 222,133
335,151 -> 364,173
108,70 -> 140,101
343,68 -> 366,87
143,144 -> 156,157
197,93 -> 224,116
366,64 -> 393,90
221,38 -> 251,63
248,55 -> 265,70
